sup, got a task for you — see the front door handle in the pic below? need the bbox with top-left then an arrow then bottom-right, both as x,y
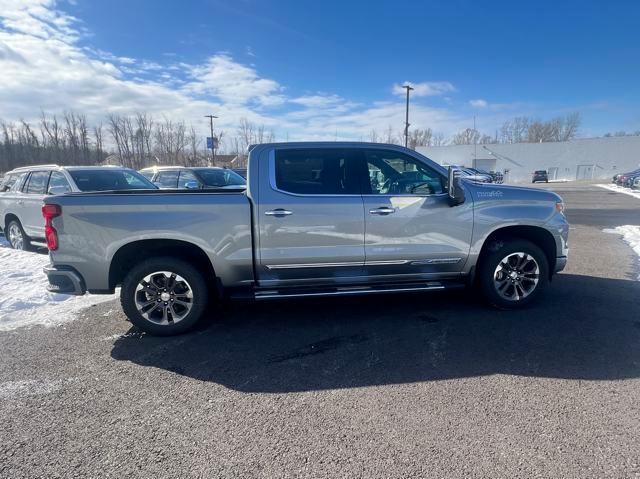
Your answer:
369,207 -> 396,215
265,208 -> 293,217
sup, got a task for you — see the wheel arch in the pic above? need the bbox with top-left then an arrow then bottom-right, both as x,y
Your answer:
109,239 -> 221,297
478,225 -> 557,279
4,213 -> 20,231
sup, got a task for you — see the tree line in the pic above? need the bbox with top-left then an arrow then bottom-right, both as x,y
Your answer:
369,112 -> 587,148
0,112 -> 275,173
2,109 -> 637,173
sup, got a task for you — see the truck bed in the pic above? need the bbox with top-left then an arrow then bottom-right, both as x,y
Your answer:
47,190 -> 254,292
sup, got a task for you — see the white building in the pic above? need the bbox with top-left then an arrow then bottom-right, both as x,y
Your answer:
416,136 -> 640,183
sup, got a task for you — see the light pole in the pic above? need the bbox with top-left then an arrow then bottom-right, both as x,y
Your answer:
403,84 -> 414,148
204,114 -> 218,166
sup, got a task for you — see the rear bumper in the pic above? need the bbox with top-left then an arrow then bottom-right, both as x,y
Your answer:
43,265 -> 86,295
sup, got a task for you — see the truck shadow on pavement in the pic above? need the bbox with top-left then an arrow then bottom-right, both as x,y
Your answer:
111,273 -> 640,393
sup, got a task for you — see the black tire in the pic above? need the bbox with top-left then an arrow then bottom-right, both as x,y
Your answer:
6,219 -> 32,251
477,238 -> 549,309
120,257 -> 209,336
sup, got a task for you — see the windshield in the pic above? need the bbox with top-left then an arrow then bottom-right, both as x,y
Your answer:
69,169 -> 157,191
195,168 -> 246,187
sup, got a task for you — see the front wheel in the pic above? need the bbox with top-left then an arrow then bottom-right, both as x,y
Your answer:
120,257 -> 209,335
478,239 -> 549,309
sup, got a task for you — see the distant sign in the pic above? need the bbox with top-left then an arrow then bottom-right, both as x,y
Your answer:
207,137 -> 218,149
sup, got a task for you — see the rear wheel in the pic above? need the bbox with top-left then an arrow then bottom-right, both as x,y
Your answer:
121,257 -> 209,335
478,239 -> 549,309
6,220 -> 31,251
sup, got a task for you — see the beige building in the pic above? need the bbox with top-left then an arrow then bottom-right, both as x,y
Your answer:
416,136 -> 640,183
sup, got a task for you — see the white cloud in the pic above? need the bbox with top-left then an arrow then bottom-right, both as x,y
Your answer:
392,81 -> 456,97
183,54 -> 284,107
469,99 -> 488,108
0,0 -> 516,145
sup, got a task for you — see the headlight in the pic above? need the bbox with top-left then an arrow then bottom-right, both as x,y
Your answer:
555,201 -> 565,214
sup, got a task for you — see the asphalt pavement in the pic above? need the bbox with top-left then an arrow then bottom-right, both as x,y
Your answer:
1,183 -> 639,478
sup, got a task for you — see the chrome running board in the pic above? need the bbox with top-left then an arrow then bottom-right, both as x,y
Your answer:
253,281 -> 463,300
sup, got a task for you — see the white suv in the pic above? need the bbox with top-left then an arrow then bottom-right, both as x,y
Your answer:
0,165 -> 155,250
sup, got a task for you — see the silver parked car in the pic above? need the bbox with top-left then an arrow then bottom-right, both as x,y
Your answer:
44,142 -> 569,336
140,166 -> 246,190
0,165 -> 156,250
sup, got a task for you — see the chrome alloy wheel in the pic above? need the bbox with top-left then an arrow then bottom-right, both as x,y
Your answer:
8,223 -> 24,250
493,252 -> 540,301
134,271 -> 194,325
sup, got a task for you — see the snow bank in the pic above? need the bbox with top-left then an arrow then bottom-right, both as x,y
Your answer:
596,183 -> 640,200
604,225 -> 640,280
0,236 -> 116,331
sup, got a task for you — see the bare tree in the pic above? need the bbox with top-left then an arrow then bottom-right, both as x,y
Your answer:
452,128 -> 480,145
432,133 -> 447,146
408,128 -> 433,149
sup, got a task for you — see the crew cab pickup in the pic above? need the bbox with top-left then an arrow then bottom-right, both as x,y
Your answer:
44,143 -> 569,335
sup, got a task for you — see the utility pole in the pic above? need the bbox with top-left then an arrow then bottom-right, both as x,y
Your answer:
403,84 -> 414,148
204,114 -> 218,166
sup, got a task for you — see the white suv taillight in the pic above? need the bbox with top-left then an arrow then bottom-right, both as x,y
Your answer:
42,204 -> 62,250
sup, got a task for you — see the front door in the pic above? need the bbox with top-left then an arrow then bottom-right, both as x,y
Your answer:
257,147 -> 365,286
361,149 -> 473,280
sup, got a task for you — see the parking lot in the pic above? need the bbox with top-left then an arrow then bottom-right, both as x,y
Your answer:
0,183 -> 639,478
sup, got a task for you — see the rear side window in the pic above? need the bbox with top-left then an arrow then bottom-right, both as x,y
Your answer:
48,171 -> 72,194
25,171 -> 50,194
139,170 -> 155,180
155,171 -> 179,188
275,149 -> 361,195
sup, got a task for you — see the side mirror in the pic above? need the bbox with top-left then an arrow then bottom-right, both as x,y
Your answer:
184,181 -> 200,190
448,166 -> 465,206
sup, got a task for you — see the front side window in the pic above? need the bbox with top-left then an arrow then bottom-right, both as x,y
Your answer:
25,171 -> 50,194
1,173 -> 19,192
364,150 -> 445,195
154,171 -> 179,188
48,171 -> 72,194
275,149 -> 360,195
9,173 -> 27,192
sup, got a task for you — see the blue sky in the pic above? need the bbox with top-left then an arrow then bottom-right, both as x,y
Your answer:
1,0 -> 639,143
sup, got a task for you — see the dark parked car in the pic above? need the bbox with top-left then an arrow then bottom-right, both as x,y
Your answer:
615,169 -> 640,187
532,170 -> 549,183
140,166 -> 246,189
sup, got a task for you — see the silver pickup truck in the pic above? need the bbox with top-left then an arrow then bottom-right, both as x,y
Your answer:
44,143 -> 569,335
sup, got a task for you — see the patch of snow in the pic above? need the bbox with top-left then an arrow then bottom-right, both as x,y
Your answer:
0,378 -> 63,399
604,225 -> 640,279
596,183 -> 640,200
0,237 -> 116,332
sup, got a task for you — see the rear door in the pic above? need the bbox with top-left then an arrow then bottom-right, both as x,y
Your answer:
361,148 -> 473,279
256,147 -> 365,286
21,170 -> 51,238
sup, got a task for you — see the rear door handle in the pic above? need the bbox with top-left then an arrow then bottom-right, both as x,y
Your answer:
369,207 -> 396,215
265,208 -> 293,217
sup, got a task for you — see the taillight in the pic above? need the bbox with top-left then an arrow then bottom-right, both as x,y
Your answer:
42,204 -> 62,250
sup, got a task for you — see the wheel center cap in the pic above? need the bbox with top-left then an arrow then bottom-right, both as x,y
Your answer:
509,271 -> 518,280
160,292 -> 171,301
